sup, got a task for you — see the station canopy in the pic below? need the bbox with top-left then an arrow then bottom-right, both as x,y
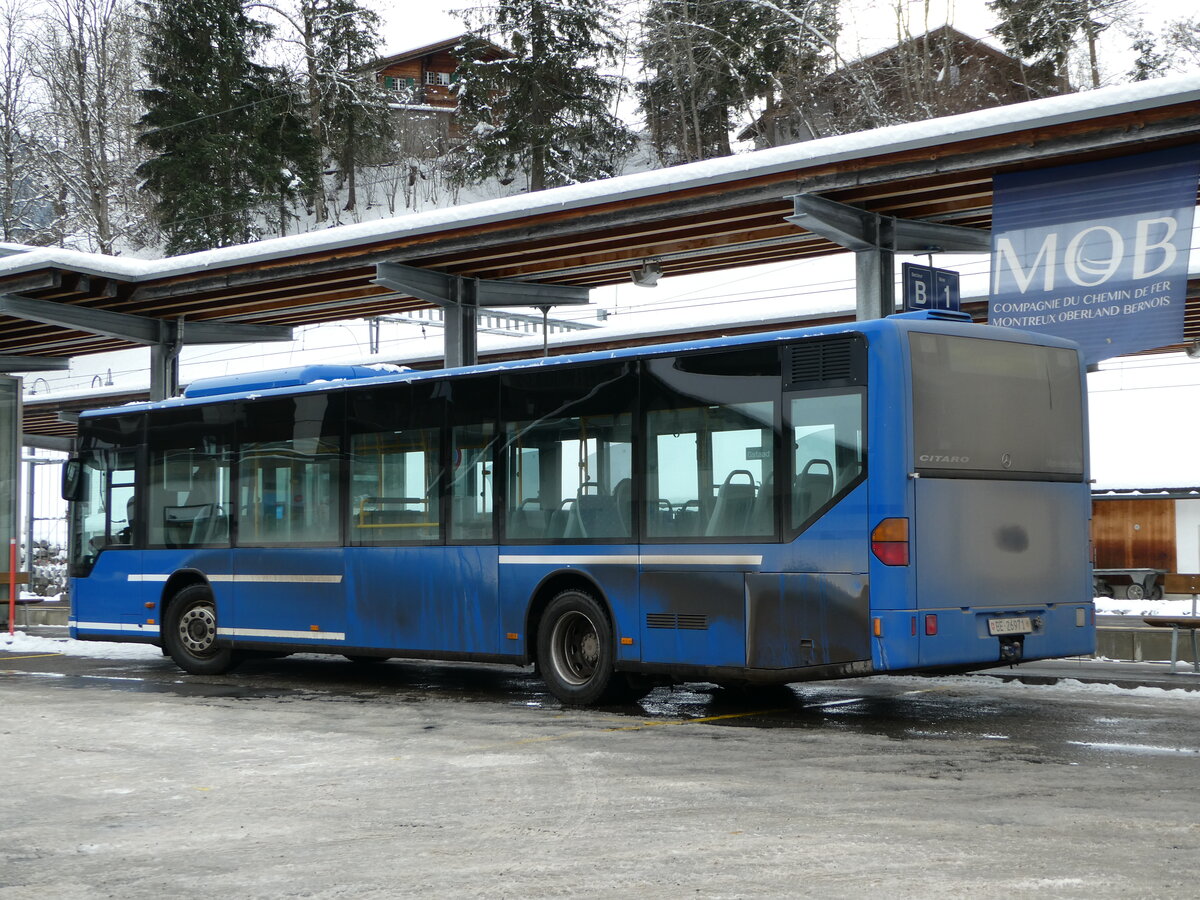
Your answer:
5,75 -> 1200,441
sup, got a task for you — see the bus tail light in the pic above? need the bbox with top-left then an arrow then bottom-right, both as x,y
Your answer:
871,517 -> 909,566
925,614 -> 938,636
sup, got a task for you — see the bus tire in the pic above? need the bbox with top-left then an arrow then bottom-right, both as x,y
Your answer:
537,589 -> 616,706
163,584 -> 239,676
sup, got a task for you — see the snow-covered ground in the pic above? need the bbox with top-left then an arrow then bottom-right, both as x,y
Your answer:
0,629 -> 161,659
1094,596 -> 1200,617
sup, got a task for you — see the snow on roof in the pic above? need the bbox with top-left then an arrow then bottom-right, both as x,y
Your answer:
1092,487 -> 1200,497
2,75 -> 1197,286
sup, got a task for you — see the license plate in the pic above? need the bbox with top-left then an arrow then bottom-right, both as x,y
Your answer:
988,616 -> 1033,636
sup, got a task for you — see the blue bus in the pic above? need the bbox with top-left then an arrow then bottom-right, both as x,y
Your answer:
64,310 -> 1095,704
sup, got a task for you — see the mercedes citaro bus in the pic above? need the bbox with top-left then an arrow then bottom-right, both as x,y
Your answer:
64,310 -> 1094,704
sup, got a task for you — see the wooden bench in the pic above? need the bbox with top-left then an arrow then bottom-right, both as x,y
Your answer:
0,573 -> 39,628
1142,574 -> 1200,673
1141,617 -> 1200,673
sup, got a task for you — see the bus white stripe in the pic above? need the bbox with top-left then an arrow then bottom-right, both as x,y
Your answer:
641,554 -> 763,566
74,621 -> 161,634
127,574 -> 343,584
216,628 -> 346,641
497,554 -> 762,566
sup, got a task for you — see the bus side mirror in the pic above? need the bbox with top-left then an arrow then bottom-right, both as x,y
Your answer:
62,458 -> 83,502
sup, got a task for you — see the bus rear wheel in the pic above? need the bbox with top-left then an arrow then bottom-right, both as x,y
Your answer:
164,584 -> 240,676
537,590 -> 616,706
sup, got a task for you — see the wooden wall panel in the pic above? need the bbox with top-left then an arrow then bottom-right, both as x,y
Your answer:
1091,499 -> 1176,570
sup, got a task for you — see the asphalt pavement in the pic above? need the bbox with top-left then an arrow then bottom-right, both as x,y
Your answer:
11,624 -> 1200,693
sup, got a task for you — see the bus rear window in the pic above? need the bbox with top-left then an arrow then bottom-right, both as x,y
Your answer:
909,333 -> 1083,480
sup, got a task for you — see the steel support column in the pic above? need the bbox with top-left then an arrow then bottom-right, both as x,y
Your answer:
0,294 -> 294,401
374,263 -> 590,368
786,194 -> 991,321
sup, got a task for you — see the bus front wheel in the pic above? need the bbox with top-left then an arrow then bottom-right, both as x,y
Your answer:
164,584 -> 240,676
538,590 -> 616,706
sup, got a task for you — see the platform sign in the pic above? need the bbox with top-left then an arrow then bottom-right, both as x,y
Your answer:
989,146 -> 1200,364
902,263 -> 960,312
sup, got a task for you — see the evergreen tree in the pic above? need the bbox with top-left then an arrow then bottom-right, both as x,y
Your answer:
453,0 -> 635,192
638,0 -> 737,165
638,0 -> 838,164
304,0 -> 389,215
1128,25 -> 1169,81
256,0 -> 389,220
138,0 -> 310,253
989,0 -> 1134,89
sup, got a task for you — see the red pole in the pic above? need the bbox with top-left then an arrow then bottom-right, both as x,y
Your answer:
8,538 -> 15,635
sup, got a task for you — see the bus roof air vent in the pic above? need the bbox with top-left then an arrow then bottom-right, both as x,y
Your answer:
183,364 -> 394,399
785,335 -> 867,390
891,309 -> 973,322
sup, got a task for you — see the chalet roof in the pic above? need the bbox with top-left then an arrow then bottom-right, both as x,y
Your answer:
739,25 -> 1042,141
839,24 -> 1019,73
371,33 -> 509,71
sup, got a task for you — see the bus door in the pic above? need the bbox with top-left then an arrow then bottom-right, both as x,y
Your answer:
638,343 -> 871,672
345,416 -> 500,655
639,350 -> 782,669
232,430 -> 347,646
907,332 -> 1091,666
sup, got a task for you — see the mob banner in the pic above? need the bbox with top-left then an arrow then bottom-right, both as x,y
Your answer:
989,147 -> 1199,364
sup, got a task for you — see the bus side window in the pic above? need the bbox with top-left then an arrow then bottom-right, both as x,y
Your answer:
789,391 -> 865,530
236,395 -> 342,546
646,405 -> 774,539
450,424 -> 494,541
348,428 -> 440,543
149,451 -> 231,548
643,347 -> 780,542
500,363 -> 634,543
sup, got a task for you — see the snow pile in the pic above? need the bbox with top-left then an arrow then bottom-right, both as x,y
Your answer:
879,672 -> 1200,701
0,629 -> 162,659
1094,596 -> 1200,617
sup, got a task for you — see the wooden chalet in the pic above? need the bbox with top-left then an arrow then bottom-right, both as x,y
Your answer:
744,25 -> 1064,148
372,34 -> 509,142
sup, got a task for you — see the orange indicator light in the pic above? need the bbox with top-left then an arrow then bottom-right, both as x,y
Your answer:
310,625 -> 320,631
621,637 -> 634,645
146,619 -> 155,625
144,602 -> 156,609
871,517 -> 910,566
872,618 -> 882,637
506,632 -> 519,640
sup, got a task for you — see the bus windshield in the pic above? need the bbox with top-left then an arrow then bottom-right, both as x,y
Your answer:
909,332 -> 1084,480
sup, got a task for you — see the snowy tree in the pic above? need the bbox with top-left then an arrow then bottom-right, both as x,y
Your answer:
30,0 -> 150,253
137,0 -> 311,254
989,0 -> 1137,89
638,0 -> 838,162
0,0 -> 52,244
453,0 -> 636,193
638,0 -> 740,164
1124,17 -> 1200,80
250,0 -> 390,221
306,0 -> 390,216
1163,18 -> 1200,68
1128,23 -> 1169,81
